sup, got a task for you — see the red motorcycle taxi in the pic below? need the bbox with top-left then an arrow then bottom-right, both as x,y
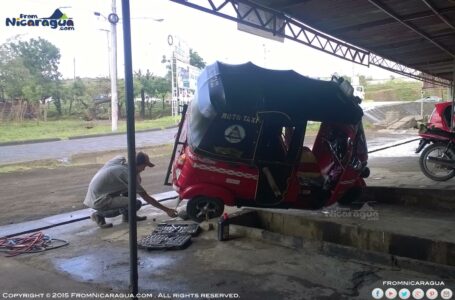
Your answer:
416,101 -> 455,181
165,62 -> 370,222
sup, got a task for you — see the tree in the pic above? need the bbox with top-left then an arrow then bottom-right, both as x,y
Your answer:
153,76 -> 171,113
117,77 -> 141,119
9,38 -> 61,103
0,56 -> 33,100
0,38 -> 62,120
161,55 -> 172,81
69,78 -> 86,114
135,69 -> 153,118
189,49 -> 206,69
0,53 -> 38,121
134,69 -> 171,118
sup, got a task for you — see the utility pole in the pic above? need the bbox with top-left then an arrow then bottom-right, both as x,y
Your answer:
109,0 -> 119,132
71,57 -> 76,114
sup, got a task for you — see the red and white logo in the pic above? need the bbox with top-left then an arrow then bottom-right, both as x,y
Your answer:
411,288 -> 424,300
385,288 -> 397,299
426,288 -> 438,300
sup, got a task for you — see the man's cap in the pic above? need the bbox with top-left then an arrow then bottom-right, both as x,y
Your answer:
136,152 -> 155,168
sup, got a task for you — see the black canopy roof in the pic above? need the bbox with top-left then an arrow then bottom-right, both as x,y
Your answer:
255,0 -> 455,85
197,61 -> 364,124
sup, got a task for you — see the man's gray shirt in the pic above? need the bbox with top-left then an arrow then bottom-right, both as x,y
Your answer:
84,156 -> 145,208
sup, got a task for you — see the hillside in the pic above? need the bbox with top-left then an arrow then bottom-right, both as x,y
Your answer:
364,78 -> 449,101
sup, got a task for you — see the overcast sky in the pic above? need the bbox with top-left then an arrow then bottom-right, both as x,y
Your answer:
0,0 -> 403,81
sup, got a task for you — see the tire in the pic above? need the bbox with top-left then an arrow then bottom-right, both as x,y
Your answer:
419,143 -> 455,181
186,196 -> 224,223
361,167 -> 370,178
308,189 -> 330,209
337,187 -> 364,206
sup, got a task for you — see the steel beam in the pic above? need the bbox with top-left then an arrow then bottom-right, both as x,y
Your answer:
369,29 -> 455,50
367,0 -> 454,58
380,48 -> 450,60
372,38 -> 428,51
330,6 -> 455,35
271,0 -> 312,10
369,54 -> 451,86
408,58 -> 453,67
170,0 -> 452,87
169,0 -> 369,65
420,0 -> 455,30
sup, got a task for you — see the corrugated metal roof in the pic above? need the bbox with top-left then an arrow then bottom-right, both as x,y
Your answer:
255,0 -> 455,82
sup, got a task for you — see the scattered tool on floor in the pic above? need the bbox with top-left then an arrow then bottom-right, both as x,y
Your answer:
138,223 -> 199,250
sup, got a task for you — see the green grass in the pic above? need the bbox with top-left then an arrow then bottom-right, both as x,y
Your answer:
0,116 -> 180,143
0,160 -> 65,173
0,144 -> 174,173
365,79 -> 423,101
306,122 -> 321,135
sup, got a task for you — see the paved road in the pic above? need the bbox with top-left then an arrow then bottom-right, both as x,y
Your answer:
0,127 -> 418,165
0,128 -> 178,165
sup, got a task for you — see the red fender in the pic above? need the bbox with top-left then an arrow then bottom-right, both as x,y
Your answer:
180,184 -> 235,206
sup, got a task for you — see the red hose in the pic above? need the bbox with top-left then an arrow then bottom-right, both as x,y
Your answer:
0,232 -> 49,257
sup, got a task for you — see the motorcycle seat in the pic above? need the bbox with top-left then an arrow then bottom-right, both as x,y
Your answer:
297,147 -> 325,187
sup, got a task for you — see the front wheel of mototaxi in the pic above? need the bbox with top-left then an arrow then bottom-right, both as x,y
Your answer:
187,196 -> 225,223
337,186 -> 365,207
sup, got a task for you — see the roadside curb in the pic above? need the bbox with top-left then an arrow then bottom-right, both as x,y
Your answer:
0,125 -> 178,146
68,131 -> 127,140
0,138 -> 61,147
0,143 -> 173,168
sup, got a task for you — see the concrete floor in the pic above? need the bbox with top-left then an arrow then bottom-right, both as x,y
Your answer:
1,131 -> 454,299
2,200 -> 454,300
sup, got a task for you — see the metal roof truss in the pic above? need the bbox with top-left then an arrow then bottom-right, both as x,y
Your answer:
170,0 -> 452,87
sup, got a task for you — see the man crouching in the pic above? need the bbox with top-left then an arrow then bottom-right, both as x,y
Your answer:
84,152 -> 177,228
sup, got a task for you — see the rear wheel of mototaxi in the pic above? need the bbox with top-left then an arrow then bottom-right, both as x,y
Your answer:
187,196 -> 225,223
419,143 -> 455,181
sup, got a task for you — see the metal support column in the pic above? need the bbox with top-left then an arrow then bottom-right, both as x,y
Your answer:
121,0 -> 139,297
451,61 -> 455,131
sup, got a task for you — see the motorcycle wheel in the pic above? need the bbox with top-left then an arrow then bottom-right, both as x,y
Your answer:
419,143 -> 455,181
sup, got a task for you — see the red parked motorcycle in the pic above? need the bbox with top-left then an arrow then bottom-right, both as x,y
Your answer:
165,62 -> 370,222
416,101 -> 455,181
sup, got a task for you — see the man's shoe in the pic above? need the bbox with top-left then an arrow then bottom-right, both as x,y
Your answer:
122,214 -> 147,223
91,212 -> 113,228
136,215 -> 147,222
